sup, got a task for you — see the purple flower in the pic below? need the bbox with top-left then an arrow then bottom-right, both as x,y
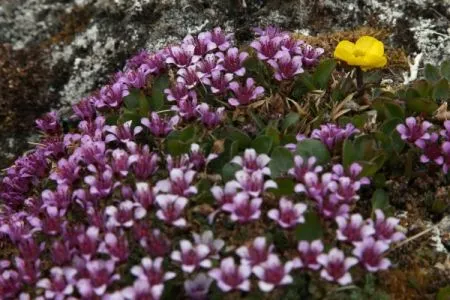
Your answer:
267,198 -> 307,229
396,117 -> 432,148
36,111 -> 61,135
76,260 -> 119,297
73,138 -> 106,165
140,229 -> 171,258
189,143 -> 218,171
36,267 -> 77,300
144,50 -> 168,75
236,236 -> 274,267
216,47 -> 248,76
336,214 -> 375,243
15,256 -> 40,284
128,144 -> 160,180
183,32 -> 217,56
373,209 -> 406,244
171,240 -> 212,273
49,157 -> 80,185
177,65 -> 202,89
353,237 -> 391,272
184,273 -> 213,300
268,51 -> 303,81
84,167 -> 115,199
172,91 -> 198,121
311,123 -> 359,150
96,82 -> 129,109
131,257 -> 176,286
301,44 -> 324,68
192,230 -> 225,259
442,141 -> 450,173
222,192 -> 262,223
211,182 -> 239,210
317,248 -> 358,285
289,156 -> 323,183
196,103 -> 225,129
418,132 -> 443,164
17,238 -> 43,263
72,97 -> 96,120
141,112 -> 179,137
0,268 -> 21,299
122,279 -> 164,300
104,120 -> 143,143
156,168 -> 198,197
105,200 -> 146,229
317,194 -> 350,220
210,27 -> 233,51
50,240 -> 71,265
99,232 -> 129,262
208,257 -> 251,292
280,36 -> 303,55
228,78 -> 265,106
134,182 -> 156,209
110,149 -> 132,177
253,26 -> 287,39
440,120 -> 450,140
328,176 -> 361,204
155,194 -> 188,227
229,170 -> 277,197
250,36 -> 282,61
41,184 -> 71,213
121,65 -> 151,89
41,207 -> 65,236
231,148 -> 270,175
203,70 -> 233,94
165,82 -> 190,102
76,226 -> 100,260
293,240 -> 324,270
166,44 -> 201,68
196,54 -> 223,78
331,163 -> 370,186
252,254 -> 294,292
78,116 -> 105,141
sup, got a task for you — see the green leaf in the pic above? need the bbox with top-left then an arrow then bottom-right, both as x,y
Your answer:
123,89 -> 140,109
313,59 -> 337,89
424,63 -> 440,82
282,112 -> 300,131
406,97 -> 438,116
384,102 -> 404,120
291,73 -> 315,99
359,154 -> 386,177
441,60 -> 450,81
150,74 -> 169,111
270,178 -> 295,197
269,146 -> 294,178
167,125 -> 196,142
251,135 -> 273,154
432,79 -> 449,102
295,212 -> 323,241
342,139 -> 357,168
166,139 -> 190,156
265,126 -> 280,147
371,188 -> 389,212
121,109 -> 140,124
296,139 -> 330,165
226,127 -> 252,149
222,162 -> 241,182
436,285 -> 450,300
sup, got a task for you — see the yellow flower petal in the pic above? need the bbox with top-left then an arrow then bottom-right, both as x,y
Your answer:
334,40 -> 356,63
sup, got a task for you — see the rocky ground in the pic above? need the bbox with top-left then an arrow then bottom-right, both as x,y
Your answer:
0,0 -> 449,167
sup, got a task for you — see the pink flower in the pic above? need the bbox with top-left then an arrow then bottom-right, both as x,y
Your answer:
216,47 -> 248,76
104,120 -> 142,143
183,32 -> 217,56
141,112 -> 179,137
267,198 -> 307,229
177,65 -> 201,89
353,237 -> 391,272
50,240 -> 71,265
311,123 -> 359,150
172,91 -> 198,121
331,163 -> 370,186
84,167 -> 115,199
301,44 -> 324,68
196,103 -> 225,129
289,156 -> 323,183
105,200 -> 147,228
236,236 -> 274,266
139,229 -> 171,258
155,168 -> 198,197
122,278 -> 164,300
336,214 -> 375,243
184,273 -> 213,300
76,260 -> 119,297
211,182 -> 239,209
128,144 -> 160,180
442,141 -> 450,173
189,143 -> 218,171
328,176 -> 361,204
317,248 -> 358,285
231,148 -> 271,175
228,78 -> 265,106
208,257 -> 251,292
155,194 -> 188,227
373,209 -> 406,244
203,70 -> 233,94
171,240 -> 212,273
229,170 -> 277,197
280,35 -> 303,55
293,240 -> 324,270
99,231 -> 129,262
210,27 -> 233,51
396,117 -> 432,148
418,132 -> 444,164
76,226 -> 100,260
96,82 -> 129,109
49,157 -> 81,185
250,36 -> 282,61
134,182 -> 156,209
196,53 -> 223,78
222,192 -> 262,223
166,44 -> 201,68
36,111 -> 61,135
440,120 -> 450,140
164,82 -> 190,102
36,267 -> 77,300
192,230 -> 225,259
252,254 -> 294,292
268,51 -> 304,81
131,257 -> 176,286
110,149 -> 132,177
0,268 -> 21,299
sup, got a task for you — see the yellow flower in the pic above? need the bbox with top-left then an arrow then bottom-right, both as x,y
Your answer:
333,36 -> 387,71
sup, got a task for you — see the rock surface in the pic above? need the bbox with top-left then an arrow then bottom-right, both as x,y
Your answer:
0,0 -> 449,167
